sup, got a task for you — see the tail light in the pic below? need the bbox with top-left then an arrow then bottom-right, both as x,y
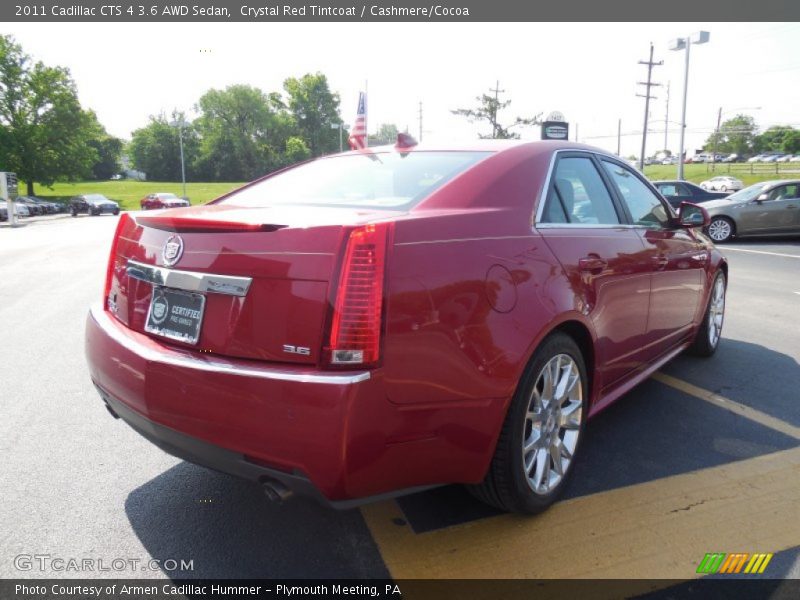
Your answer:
104,213 -> 133,310
326,223 -> 391,367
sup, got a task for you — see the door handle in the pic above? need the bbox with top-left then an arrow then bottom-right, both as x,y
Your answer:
652,255 -> 669,270
578,255 -> 608,273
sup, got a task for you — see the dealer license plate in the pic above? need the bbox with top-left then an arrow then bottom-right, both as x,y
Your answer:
144,286 -> 205,345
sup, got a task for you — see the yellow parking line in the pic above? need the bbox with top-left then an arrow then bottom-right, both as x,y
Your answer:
362,446 -> 800,582
652,372 -> 800,440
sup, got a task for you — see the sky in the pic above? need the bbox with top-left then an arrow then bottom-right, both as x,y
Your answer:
6,21 -> 800,159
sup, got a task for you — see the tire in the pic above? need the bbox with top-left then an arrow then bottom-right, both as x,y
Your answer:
707,216 -> 735,243
688,271 -> 726,357
468,332 -> 588,514
720,185 -> 728,192
113,209 -> 119,216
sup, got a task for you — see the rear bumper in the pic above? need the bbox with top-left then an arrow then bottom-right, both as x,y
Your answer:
85,305 -> 498,504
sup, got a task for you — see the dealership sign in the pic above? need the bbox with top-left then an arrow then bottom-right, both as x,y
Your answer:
541,111 -> 569,141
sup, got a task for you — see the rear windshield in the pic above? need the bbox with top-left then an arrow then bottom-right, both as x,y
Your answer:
219,151 -> 491,210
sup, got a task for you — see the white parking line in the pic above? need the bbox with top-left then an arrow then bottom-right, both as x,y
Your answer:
722,247 -> 800,259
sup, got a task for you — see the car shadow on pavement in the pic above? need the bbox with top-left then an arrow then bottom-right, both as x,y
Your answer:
397,339 -> 799,533
125,462 -> 389,579
662,337 -> 800,427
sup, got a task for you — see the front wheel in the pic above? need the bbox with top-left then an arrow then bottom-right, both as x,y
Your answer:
707,216 -> 735,243
689,271 -> 726,357
468,332 -> 588,514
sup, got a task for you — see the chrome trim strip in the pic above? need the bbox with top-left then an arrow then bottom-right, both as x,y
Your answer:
89,304 -> 371,385
395,235 -> 535,246
126,259 -> 252,297
119,237 -> 333,256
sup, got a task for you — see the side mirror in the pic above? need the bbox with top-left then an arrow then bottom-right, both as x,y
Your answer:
755,193 -> 769,203
678,202 -> 710,228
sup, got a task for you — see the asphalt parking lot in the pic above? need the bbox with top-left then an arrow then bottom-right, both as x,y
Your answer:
1,215 -> 798,588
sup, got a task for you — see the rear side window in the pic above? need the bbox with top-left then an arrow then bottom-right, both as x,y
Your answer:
219,151 -> 491,211
602,161 -> 670,228
541,157 -> 620,225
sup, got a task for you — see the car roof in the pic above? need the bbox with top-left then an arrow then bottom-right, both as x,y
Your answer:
332,139 -> 621,158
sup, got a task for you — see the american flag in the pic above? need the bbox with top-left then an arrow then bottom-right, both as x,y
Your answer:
348,91 -> 367,150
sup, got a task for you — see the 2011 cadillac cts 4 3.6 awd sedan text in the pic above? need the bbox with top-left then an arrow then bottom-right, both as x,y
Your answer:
85,139 -> 727,514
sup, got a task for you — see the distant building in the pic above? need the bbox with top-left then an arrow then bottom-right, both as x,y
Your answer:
120,155 -> 147,181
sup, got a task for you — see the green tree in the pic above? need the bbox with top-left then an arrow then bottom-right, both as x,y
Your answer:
283,73 -> 341,157
369,123 -> 400,146
0,35 -> 99,194
754,125 -> 798,154
703,114 -> 758,156
452,84 -> 541,139
87,115 -> 123,180
129,111 -> 198,181
193,85 -> 295,181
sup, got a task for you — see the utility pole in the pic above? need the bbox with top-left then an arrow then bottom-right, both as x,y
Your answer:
636,43 -> 663,171
418,101 -> 423,142
575,123 -> 579,143
489,80 -> 505,138
711,106 -> 722,172
617,119 -> 622,155
663,81 -> 670,152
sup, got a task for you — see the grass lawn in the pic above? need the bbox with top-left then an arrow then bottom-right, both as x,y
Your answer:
643,163 -> 799,187
26,180 -> 245,211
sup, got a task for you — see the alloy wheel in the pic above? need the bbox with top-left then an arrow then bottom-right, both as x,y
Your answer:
522,354 -> 583,495
708,218 -> 732,242
708,276 -> 725,347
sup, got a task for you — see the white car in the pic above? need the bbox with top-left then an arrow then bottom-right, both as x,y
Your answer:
747,155 -> 765,163
699,176 -> 744,192
0,201 -> 30,217
790,155 -> 800,163
776,155 -> 793,163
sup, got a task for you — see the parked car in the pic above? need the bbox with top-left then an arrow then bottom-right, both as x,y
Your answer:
13,196 -> 43,216
86,140 -> 728,514
140,192 -> 191,210
71,194 -> 120,216
775,155 -> 794,163
0,203 -> 7,221
762,155 -> 781,163
652,180 -> 729,209
661,156 -> 678,165
747,155 -> 764,163
699,176 -> 744,192
790,155 -> 800,163
703,180 -> 800,243
0,200 -> 30,218
22,195 -> 60,214
720,154 -> 739,163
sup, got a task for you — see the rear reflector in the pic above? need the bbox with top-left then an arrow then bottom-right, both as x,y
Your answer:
327,223 -> 390,367
104,213 -> 133,310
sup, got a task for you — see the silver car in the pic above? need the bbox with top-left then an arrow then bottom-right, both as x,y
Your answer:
703,180 -> 800,242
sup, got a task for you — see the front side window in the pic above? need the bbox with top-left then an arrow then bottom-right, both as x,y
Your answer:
768,184 -> 800,201
601,161 -> 670,228
657,183 -> 688,197
540,157 -> 620,225
219,151 -> 491,211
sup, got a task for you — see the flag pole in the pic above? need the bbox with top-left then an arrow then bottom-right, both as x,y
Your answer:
364,79 -> 369,148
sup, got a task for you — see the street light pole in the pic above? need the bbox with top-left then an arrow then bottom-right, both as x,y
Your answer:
670,31 -> 709,181
676,37 -> 691,181
178,124 -> 186,199
170,116 -> 187,199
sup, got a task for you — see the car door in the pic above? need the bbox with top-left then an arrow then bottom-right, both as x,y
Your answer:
737,183 -> 800,233
536,152 -> 652,390
600,158 -> 707,355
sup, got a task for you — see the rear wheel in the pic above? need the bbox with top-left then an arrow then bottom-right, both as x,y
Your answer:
469,332 -> 588,514
707,216 -> 734,243
689,271 -> 726,357
720,185 -> 728,192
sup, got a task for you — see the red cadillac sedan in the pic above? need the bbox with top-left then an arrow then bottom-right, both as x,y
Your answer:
86,139 -> 727,513
140,192 -> 191,210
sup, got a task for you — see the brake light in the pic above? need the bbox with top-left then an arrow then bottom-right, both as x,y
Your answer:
104,213 -> 132,310
326,223 -> 391,367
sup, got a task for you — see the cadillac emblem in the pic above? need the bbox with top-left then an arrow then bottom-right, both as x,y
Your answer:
162,235 -> 184,266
